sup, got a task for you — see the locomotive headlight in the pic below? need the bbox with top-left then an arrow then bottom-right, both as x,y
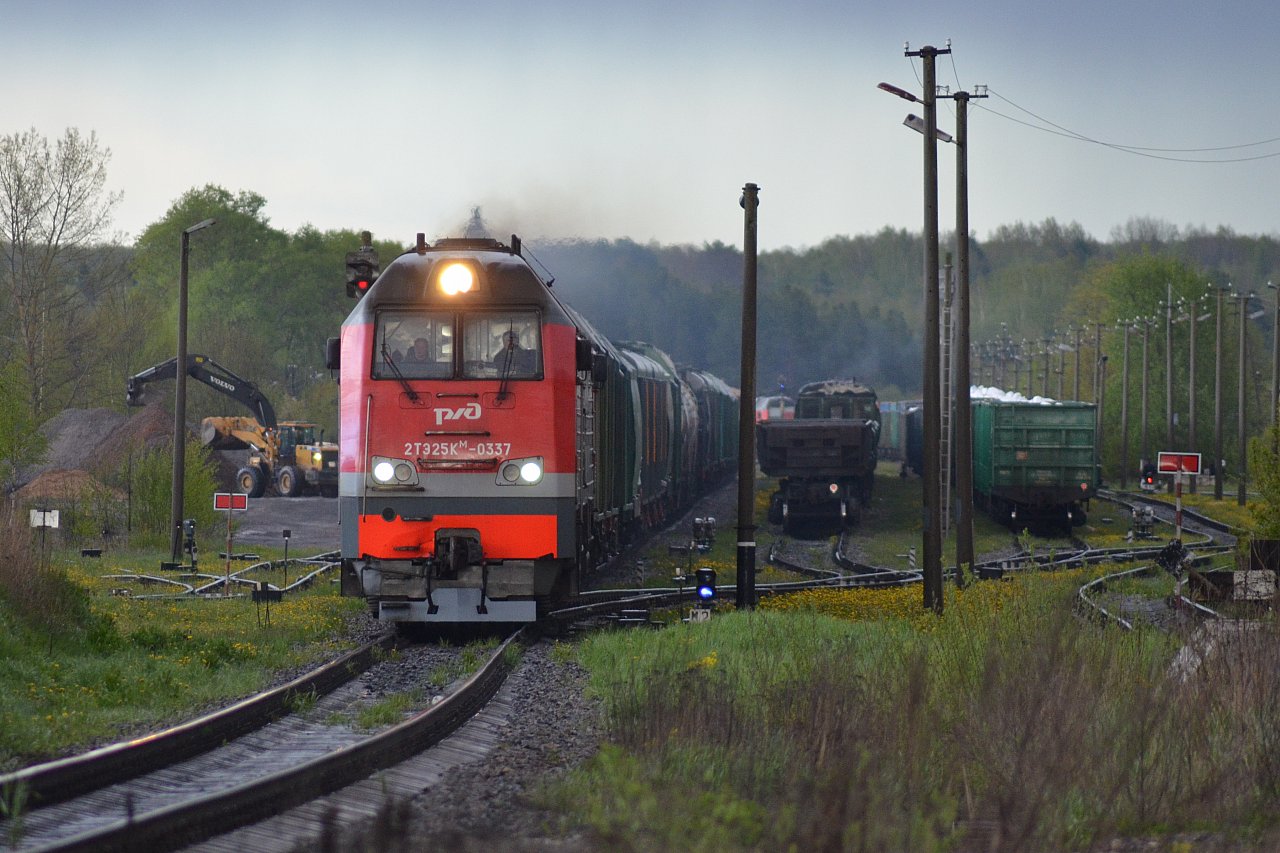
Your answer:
828,482 -> 839,495
438,262 -> 475,296
312,451 -> 323,465
495,456 -> 544,486
370,456 -> 420,487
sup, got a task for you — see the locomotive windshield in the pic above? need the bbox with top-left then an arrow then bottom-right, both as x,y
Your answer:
373,311 -> 455,379
462,312 -> 541,379
372,309 -> 541,380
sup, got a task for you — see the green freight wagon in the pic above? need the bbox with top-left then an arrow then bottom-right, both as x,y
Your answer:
971,399 -> 1099,533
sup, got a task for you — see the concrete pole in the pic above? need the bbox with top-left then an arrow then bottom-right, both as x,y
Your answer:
1189,298 -> 1199,494
1120,323 -> 1131,490
170,217 -> 217,561
1215,286 -> 1226,500
1075,325 -> 1084,401
736,183 -> 760,610
1270,282 -> 1279,428
1166,283 -> 1174,448
919,46 -> 943,614
953,91 -> 974,583
1141,318 -> 1151,470
1238,292 -> 1251,507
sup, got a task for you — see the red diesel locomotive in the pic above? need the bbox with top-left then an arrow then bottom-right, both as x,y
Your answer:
328,233 -> 736,624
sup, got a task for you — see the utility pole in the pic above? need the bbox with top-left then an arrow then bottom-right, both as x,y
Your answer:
1166,284 -> 1175,448
1189,296 -> 1200,494
884,42 -> 949,614
1214,284 -> 1229,500
949,85 -> 983,586
1269,281 -> 1279,428
171,217 -> 217,562
917,43 -> 946,614
1092,322 -> 1105,408
1042,335 -> 1053,398
1057,336 -> 1067,399
1238,291 -> 1253,507
736,182 -> 760,610
1120,321 -> 1131,490
1074,324 -> 1085,401
1140,317 -> 1151,471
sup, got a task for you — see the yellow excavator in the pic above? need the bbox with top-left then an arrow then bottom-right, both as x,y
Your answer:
126,354 -> 339,498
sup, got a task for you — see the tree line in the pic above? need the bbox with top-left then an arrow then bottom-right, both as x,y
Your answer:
2,126 -> 1279,493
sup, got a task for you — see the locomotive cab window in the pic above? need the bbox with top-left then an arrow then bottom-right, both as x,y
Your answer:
373,311 -> 455,379
462,311 -> 541,379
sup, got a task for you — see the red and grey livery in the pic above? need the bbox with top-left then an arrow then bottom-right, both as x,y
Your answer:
329,234 -> 737,624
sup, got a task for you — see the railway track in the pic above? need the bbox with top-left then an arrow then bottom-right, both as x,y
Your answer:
4,489 -> 1249,850
1,569 -> 726,853
1,630 -> 525,852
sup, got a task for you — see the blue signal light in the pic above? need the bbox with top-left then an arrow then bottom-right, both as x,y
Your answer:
695,568 -> 716,601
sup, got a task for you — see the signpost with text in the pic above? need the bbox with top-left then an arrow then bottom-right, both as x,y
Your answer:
214,492 -> 249,594
1158,452 -> 1202,541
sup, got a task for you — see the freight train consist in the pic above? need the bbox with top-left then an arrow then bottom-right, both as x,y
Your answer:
757,379 -> 880,532
881,393 -> 1099,533
328,234 -> 737,624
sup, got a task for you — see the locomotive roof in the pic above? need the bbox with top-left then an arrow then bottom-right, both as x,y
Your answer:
344,237 -> 571,325
797,379 -> 876,397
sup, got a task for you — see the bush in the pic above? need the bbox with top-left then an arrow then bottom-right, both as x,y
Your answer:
123,441 -> 221,547
0,501 -> 99,635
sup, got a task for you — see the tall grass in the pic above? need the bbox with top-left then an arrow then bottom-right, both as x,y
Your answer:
554,575 -> 1280,850
0,501 -> 99,636
0,533 -> 364,770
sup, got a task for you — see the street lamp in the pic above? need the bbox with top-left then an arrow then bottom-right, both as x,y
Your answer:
879,39 -> 950,613
171,217 -> 217,561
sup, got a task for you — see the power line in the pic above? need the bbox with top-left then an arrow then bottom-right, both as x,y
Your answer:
979,88 -> 1280,163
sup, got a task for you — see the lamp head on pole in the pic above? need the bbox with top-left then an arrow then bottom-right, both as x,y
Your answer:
878,81 -> 919,103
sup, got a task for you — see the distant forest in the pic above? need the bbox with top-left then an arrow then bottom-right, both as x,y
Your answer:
5,175 -> 1280,483
543,216 -> 1280,402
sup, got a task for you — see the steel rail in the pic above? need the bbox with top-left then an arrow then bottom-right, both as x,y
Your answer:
1,633 -> 396,812
37,627 -> 528,853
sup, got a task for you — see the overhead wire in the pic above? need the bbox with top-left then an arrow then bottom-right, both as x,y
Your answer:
979,88 -> 1280,163
904,50 -> 1280,163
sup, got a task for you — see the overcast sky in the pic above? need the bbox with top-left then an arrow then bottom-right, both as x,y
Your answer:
7,0 -> 1279,251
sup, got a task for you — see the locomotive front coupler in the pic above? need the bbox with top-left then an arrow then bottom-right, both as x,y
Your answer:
477,562 -> 490,615
418,557 -> 441,615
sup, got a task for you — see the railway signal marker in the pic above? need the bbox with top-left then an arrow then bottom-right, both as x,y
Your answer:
1157,451 -> 1201,540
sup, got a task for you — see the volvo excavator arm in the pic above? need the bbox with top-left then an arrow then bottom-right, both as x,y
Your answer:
126,354 -> 277,429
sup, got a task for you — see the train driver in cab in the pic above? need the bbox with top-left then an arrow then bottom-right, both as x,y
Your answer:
492,329 -> 537,375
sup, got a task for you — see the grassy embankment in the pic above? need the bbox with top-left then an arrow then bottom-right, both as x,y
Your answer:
0,516 -> 364,772
543,466 -> 1280,851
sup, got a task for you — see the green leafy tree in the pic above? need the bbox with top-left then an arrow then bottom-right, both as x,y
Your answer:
0,127 -> 125,419
0,363 -> 48,492
1249,427 -> 1280,537
123,441 -> 221,547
